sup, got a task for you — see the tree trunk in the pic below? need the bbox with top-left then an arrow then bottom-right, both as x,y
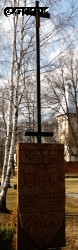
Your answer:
1,12 -> 17,188
0,188 -> 7,212
0,0 -> 25,212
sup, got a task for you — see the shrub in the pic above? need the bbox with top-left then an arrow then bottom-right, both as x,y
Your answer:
0,209 -> 17,249
0,226 -> 15,243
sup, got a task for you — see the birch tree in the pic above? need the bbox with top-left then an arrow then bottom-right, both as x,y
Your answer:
43,49 -> 78,160
0,0 -> 26,211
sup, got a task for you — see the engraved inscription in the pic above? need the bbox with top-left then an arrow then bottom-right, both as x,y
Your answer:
17,143 -> 65,249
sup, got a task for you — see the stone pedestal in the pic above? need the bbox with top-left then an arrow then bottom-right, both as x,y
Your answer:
16,143 -> 65,250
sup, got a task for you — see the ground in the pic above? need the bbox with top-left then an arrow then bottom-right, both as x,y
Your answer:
0,177 -> 78,249
63,178 -> 78,250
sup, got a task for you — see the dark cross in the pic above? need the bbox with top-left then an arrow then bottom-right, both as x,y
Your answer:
25,1 -> 53,143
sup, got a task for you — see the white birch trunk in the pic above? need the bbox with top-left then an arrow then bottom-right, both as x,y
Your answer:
1,14 -> 17,187
0,0 -> 25,211
0,86 -> 18,211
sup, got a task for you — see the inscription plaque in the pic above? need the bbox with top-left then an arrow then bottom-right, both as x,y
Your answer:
17,143 -> 65,250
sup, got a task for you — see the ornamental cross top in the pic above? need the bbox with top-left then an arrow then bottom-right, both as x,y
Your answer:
4,6 -> 50,19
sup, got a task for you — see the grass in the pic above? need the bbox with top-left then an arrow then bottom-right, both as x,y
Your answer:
0,177 -> 78,249
64,216 -> 78,250
0,177 -> 17,250
66,197 -> 78,214
63,178 -> 78,250
0,178 -> 17,227
65,178 -> 78,194
65,178 -> 78,215
6,189 -> 17,212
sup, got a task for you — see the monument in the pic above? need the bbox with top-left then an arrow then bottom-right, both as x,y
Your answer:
16,2 -> 65,249
17,143 -> 65,250
4,1 -> 65,249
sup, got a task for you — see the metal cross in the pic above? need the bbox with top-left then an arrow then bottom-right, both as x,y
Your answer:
25,1 -> 53,143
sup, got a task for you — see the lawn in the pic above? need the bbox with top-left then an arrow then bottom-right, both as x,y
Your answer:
65,178 -> 78,215
0,177 -> 78,249
64,178 -> 78,250
0,178 -> 17,250
0,178 -> 17,227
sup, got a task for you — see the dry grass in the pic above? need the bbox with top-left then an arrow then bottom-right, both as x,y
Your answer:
63,216 -> 78,250
63,178 -> 78,250
66,197 -> 78,214
65,178 -> 78,194
0,178 -> 17,227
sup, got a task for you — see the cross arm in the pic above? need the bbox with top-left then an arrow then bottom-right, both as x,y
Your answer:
25,131 -> 53,137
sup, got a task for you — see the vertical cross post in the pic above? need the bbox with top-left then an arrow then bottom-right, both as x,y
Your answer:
24,3 -> 51,141
35,1 -> 41,143
4,3 -> 51,143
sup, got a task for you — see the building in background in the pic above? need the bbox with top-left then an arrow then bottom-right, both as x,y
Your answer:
58,83 -> 78,161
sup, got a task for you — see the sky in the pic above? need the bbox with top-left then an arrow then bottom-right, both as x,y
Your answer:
0,0 -> 78,124
0,0 -> 78,78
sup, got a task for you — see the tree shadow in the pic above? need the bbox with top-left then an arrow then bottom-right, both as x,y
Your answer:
0,208 -> 11,214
